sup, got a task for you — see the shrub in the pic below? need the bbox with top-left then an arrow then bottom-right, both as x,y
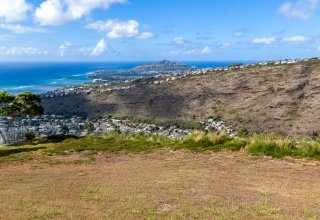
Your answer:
85,122 -> 95,134
238,129 -> 249,138
209,115 -> 222,122
25,132 -> 36,141
176,132 -> 246,152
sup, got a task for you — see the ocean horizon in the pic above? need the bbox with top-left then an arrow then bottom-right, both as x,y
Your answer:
0,61 -> 253,94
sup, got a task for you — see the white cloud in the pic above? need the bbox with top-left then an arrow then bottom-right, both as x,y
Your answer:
200,46 -> 212,54
86,19 -> 154,40
35,0 -> 127,26
174,36 -> 187,45
0,46 -> 49,56
233,32 -> 243,37
90,38 -> 106,56
283,35 -> 309,42
0,23 -> 46,34
0,0 -> 33,22
136,32 -> 154,39
59,41 -> 72,56
35,0 -> 66,26
279,0 -> 319,19
252,37 -> 276,44
106,20 -> 139,39
188,46 -> 212,55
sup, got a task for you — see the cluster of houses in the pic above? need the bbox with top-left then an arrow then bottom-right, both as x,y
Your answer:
205,118 -> 233,135
41,82 -> 138,99
41,86 -> 93,98
0,115 -> 234,143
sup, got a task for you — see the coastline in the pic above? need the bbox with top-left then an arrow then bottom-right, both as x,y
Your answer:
0,61 -> 244,94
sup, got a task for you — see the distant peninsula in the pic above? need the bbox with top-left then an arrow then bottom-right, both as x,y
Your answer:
88,60 -> 195,81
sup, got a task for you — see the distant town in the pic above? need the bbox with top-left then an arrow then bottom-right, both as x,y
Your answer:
0,114 -> 233,145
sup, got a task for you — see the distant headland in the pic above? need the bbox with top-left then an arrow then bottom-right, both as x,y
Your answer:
88,60 -> 196,82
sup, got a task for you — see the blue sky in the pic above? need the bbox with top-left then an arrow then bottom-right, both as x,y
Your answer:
0,0 -> 320,61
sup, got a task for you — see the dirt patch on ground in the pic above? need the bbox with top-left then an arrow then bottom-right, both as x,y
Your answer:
0,151 -> 319,219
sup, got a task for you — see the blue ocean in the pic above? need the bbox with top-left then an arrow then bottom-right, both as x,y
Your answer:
0,61 -> 243,94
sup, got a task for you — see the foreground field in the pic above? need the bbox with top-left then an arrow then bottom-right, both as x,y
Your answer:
0,134 -> 320,219
0,150 -> 320,220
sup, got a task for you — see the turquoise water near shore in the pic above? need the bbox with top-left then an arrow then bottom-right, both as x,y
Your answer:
0,61 -> 248,94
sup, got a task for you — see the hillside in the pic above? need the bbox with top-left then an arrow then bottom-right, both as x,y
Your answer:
42,59 -> 320,137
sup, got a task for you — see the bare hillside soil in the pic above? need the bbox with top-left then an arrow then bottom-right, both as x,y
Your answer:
0,151 -> 319,220
43,60 -> 320,137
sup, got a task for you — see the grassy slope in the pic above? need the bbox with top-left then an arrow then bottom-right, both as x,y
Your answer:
1,132 -> 320,163
43,59 -> 320,137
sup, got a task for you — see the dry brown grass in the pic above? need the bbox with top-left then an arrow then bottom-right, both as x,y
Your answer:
0,150 -> 320,220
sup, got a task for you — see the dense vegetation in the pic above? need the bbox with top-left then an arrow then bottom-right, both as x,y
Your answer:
1,132 -> 320,162
0,91 -> 43,119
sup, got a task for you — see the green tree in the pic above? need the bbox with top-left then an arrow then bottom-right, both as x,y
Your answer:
0,91 -> 44,119
25,131 -> 36,141
61,125 -> 69,134
85,122 -> 95,134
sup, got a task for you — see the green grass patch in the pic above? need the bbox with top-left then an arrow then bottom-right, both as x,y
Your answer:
0,145 -> 45,162
246,133 -> 320,160
174,132 -> 247,152
41,133 -> 165,156
1,132 -> 320,162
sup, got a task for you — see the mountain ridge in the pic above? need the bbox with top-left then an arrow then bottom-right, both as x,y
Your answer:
42,59 -> 320,137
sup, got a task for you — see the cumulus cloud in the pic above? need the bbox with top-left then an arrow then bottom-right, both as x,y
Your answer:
0,23 -> 46,34
0,0 -> 33,22
283,35 -> 309,42
89,20 -> 139,38
86,19 -> 154,39
59,40 -> 72,56
90,38 -> 106,56
35,0 -> 127,26
252,37 -> 276,44
0,46 -> 49,56
279,0 -> 319,19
